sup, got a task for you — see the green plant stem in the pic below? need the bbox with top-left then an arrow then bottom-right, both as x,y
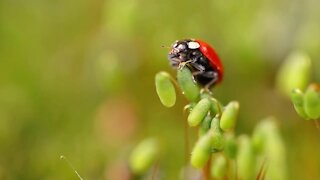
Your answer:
184,115 -> 190,165
256,159 -> 267,180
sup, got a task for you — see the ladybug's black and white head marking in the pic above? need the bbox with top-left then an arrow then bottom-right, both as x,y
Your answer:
187,41 -> 200,49
168,39 -> 201,67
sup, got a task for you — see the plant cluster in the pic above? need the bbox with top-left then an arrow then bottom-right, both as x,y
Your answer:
129,66 -> 287,179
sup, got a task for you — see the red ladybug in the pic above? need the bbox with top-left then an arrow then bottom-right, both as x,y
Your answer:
168,39 -> 223,88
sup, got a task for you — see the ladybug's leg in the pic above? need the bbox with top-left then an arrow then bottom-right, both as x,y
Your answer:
201,71 -> 218,89
169,57 -> 182,68
170,57 -> 192,68
190,62 -> 206,72
178,59 -> 194,70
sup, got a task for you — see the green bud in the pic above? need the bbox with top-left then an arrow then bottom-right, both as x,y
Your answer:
199,115 -> 212,136
191,134 -> 212,168
252,117 -> 277,154
291,89 -> 310,119
224,133 -> 237,159
188,98 -> 211,127
276,52 -> 311,96
220,101 -> 239,131
211,131 -> 224,152
129,138 -> 159,175
265,132 -> 287,180
177,66 -> 200,102
254,118 -> 287,180
304,84 -> 320,119
155,72 -> 176,107
210,98 -> 223,117
236,135 -> 255,180
210,118 -> 224,151
211,155 -> 227,179
210,116 -> 220,131
200,92 -> 222,116
252,126 -> 265,154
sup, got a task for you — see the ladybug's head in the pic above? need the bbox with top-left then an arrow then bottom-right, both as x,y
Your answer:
168,39 -> 200,67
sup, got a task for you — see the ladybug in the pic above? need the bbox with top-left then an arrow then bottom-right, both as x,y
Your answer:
168,39 -> 223,89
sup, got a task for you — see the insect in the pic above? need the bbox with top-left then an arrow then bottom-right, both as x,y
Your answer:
168,39 -> 223,89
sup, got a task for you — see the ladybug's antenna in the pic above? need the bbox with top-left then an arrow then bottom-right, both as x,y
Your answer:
161,45 -> 171,49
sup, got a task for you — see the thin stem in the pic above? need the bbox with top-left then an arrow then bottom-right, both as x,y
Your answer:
201,88 -> 213,96
256,159 -> 267,180
184,114 -> 190,165
60,155 -> 83,180
202,157 -> 212,180
151,160 -> 159,180
168,75 -> 180,90
260,163 -> 268,180
314,120 -> 320,130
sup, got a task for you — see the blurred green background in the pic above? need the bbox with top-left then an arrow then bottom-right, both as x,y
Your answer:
0,0 -> 320,179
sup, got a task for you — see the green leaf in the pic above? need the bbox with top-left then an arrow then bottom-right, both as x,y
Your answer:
177,67 -> 200,102
155,71 -> 176,107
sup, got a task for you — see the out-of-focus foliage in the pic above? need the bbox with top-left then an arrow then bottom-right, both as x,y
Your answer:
0,0 -> 320,179
276,52 -> 311,96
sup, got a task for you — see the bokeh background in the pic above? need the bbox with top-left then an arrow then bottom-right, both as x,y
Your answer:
1,0 -> 320,179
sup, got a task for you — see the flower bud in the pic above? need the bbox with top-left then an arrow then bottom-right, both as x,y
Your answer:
276,52 -> 311,96
291,89 -> 310,119
236,135 -> 255,180
252,117 -> 277,154
211,155 -> 227,179
177,67 -> 200,102
254,118 -> 287,180
220,101 -> 239,131
199,115 -> 212,136
155,72 -> 176,107
290,89 -> 309,119
224,133 -> 237,159
188,98 -> 211,127
191,134 -> 212,168
211,131 -> 224,152
129,138 -> 159,175
210,117 -> 224,151
304,84 -> 320,119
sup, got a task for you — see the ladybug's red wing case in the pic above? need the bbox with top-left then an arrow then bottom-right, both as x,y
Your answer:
195,39 -> 223,83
